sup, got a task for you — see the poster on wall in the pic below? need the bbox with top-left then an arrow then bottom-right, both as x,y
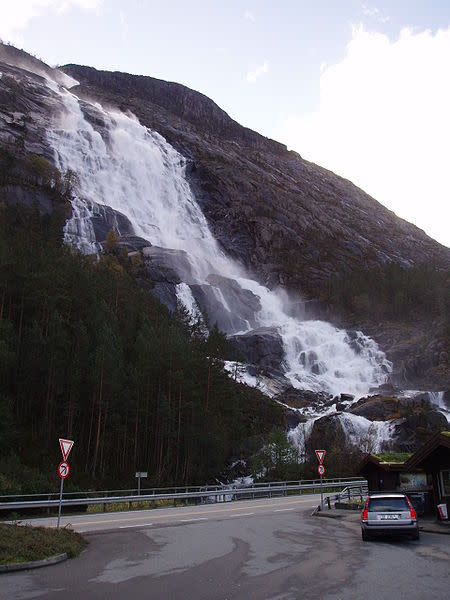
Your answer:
399,472 -> 427,490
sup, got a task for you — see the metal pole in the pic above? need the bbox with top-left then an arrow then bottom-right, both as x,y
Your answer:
320,474 -> 323,509
138,475 -> 141,496
57,478 -> 64,529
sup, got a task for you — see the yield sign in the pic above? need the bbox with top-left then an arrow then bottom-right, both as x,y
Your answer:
315,449 -> 326,464
59,438 -> 74,461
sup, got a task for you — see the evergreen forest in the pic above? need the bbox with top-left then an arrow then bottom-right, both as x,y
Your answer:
0,143 -> 448,497
0,200 -> 284,495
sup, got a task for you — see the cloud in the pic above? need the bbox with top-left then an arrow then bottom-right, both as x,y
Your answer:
0,1 -> 102,43
361,3 -> 390,24
279,26 -> 450,247
247,61 -> 268,83
244,10 -> 255,22
119,10 -> 128,41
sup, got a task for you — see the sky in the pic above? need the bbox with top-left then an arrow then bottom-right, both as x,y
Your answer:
1,0 -> 449,248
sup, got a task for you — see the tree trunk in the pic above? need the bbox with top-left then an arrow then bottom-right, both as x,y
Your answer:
85,393 -> 95,472
0,286 -> 6,321
92,354 -> 104,475
133,396 -> 139,470
92,403 -> 102,476
206,364 -> 211,410
175,385 -> 182,480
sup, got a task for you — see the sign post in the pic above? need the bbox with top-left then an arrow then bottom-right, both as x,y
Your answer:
135,472 -> 148,506
57,439 -> 74,529
315,450 -> 326,510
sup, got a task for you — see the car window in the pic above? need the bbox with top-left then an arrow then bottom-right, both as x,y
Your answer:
368,498 -> 408,512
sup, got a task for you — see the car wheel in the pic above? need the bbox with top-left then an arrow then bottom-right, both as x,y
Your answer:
412,530 -> 419,541
362,530 -> 370,541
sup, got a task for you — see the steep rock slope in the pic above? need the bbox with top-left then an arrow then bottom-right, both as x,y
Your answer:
61,63 -> 450,297
0,44 -> 448,394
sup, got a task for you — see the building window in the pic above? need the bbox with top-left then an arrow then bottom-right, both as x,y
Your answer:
441,470 -> 450,496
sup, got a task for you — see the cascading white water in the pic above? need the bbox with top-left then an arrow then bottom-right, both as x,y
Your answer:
288,417 -> 323,461
175,282 -> 207,332
428,391 -> 450,422
337,413 -> 395,453
287,411 -> 396,459
45,81 -> 392,399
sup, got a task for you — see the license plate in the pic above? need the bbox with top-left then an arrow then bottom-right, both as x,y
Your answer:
380,514 -> 399,520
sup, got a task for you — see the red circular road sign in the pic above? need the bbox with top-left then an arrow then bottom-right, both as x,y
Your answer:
318,464 -> 325,476
58,461 -> 70,479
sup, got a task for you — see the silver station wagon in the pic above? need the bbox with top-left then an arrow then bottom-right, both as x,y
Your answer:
361,493 -> 419,541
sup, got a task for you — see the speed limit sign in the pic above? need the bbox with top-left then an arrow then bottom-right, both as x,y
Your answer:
58,461 -> 70,479
318,464 -> 325,476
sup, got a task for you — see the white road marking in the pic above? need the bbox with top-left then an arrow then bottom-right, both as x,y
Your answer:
22,496 -> 321,531
233,512 -> 254,517
179,517 -> 208,522
119,523 -> 153,529
274,508 -> 296,512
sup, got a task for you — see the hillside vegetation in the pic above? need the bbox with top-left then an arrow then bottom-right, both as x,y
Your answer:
0,166 -> 284,493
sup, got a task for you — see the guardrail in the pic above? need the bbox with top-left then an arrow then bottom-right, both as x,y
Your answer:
0,478 -> 367,512
314,483 -> 368,513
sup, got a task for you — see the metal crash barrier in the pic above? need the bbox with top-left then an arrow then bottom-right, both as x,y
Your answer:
0,478 -> 367,513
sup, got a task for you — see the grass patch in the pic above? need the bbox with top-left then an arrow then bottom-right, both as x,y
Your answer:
85,498 -> 189,514
0,523 -> 86,565
374,452 -> 412,463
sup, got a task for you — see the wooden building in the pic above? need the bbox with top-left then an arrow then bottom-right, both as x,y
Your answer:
403,432 -> 450,518
358,432 -> 450,517
358,453 -> 415,493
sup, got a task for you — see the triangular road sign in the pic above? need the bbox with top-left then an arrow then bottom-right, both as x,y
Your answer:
315,449 -> 326,464
59,438 -> 74,461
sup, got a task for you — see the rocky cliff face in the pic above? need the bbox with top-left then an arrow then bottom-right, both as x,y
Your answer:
59,60 -> 450,393
61,62 -> 450,297
1,44 -> 450,465
1,43 -> 448,295
0,44 -> 449,398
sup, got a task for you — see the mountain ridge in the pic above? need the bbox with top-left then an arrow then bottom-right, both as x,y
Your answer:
63,63 -> 289,157
0,44 -> 449,488
59,61 -> 450,290
1,43 -> 449,391
59,59 -> 449,390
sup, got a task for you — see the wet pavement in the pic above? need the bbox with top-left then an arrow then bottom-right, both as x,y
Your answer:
1,503 -> 449,599
317,507 -> 450,535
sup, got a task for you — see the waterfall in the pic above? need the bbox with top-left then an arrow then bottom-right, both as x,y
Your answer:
45,81 -> 392,399
287,409 -> 397,457
288,418 -> 320,461
428,391 -> 450,422
175,282 -> 207,332
337,413 -> 395,453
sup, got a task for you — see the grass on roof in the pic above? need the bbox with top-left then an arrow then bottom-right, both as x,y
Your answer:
373,452 -> 412,463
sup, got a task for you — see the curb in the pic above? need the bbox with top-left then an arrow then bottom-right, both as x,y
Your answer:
314,510 -> 450,535
314,511 -> 359,521
0,552 -> 67,573
420,525 -> 450,536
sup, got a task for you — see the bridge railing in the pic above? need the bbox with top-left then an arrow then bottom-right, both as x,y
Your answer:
0,478 -> 367,512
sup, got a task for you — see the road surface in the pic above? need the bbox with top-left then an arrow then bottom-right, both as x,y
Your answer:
11,493 -> 322,533
2,495 -> 449,599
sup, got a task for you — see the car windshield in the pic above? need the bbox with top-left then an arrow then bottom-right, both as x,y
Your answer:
369,497 -> 408,512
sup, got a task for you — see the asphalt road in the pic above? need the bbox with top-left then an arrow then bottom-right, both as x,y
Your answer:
11,494 -> 323,533
2,496 -> 449,599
